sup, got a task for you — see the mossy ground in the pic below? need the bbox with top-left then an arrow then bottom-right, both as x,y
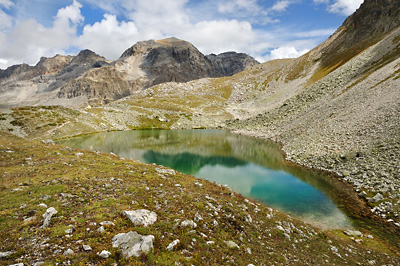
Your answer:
1,131 -> 399,265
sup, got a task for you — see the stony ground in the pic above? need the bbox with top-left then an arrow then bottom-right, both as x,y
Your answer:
227,27 -> 400,227
1,132 -> 400,265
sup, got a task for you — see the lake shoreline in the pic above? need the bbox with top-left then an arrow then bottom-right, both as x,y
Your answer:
229,127 -> 400,253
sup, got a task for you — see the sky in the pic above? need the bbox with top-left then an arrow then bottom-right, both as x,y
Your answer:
0,0 -> 364,69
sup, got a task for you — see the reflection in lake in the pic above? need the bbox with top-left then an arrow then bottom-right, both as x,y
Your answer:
59,129 -> 352,229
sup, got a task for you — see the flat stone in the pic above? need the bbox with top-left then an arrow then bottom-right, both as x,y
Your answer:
123,209 -> 157,227
83,244 -> 92,251
112,231 -> 154,258
343,229 -> 363,237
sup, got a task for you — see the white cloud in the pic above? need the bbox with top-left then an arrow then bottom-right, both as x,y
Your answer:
313,0 -> 329,4
0,0 -> 14,31
313,0 -> 363,16
0,0 -> 83,69
218,0 -> 260,14
328,0 -> 363,16
180,19 -> 257,55
269,46 -> 309,60
293,28 -> 336,38
271,0 -> 294,12
0,0 -> 13,9
78,14 -> 139,59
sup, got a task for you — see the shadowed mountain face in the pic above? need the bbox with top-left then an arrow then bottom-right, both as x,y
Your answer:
0,37 -> 259,107
207,52 -> 260,76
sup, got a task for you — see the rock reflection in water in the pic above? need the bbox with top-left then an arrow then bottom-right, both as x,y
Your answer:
59,129 -> 352,229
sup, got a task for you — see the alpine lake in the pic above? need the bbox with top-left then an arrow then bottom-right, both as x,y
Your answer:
59,129 -> 374,230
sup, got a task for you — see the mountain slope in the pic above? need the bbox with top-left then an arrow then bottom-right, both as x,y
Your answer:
0,38 -> 259,107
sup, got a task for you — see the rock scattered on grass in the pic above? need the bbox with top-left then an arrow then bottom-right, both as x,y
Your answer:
180,219 -> 197,228
225,240 -> 240,249
42,207 -> 57,228
98,250 -> 111,258
155,167 -> 176,175
100,221 -> 115,226
112,231 -> 154,258
0,251 -> 14,258
123,209 -> 157,227
82,244 -> 92,252
166,239 -> 180,251
63,248 -> 74,256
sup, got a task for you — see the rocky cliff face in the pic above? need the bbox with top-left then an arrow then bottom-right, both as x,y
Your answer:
207,52 -> 259,76
121,38 -> 219,85
0,38 -> 258,107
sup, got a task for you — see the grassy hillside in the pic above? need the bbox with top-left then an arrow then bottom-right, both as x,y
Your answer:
1,131 -> 399,265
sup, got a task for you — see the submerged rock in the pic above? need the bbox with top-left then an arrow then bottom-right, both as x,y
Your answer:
112,231 -> 154,258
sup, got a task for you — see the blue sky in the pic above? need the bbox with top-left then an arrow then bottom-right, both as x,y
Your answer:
0,0 -> 363,69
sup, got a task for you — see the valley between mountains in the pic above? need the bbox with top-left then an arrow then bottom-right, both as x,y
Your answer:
0,0 -> 400,265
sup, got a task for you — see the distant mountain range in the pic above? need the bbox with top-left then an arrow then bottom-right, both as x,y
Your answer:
0,37 -> 259,107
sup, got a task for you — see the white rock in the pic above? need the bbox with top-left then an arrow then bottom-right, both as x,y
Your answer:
83,244 -> 92,251
166,239 -> 180,251
38,203 -> 47,208
225,241 -> 240,249
0,251 -> 13,258
156,167 -> 176,175
123,209 -> 157,227
63,248 -> 74,256
180,219 -> 197,228
112,231 -> 154,258
98,250 -> 111,258
42,207 -> 57,228
100,221 -> 115,226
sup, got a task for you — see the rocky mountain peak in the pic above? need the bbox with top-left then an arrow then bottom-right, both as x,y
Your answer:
120,37 -> 195,58
207,52 -> 260,76
317,0 -> 400,72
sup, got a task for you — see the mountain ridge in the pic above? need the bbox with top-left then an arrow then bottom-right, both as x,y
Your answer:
0,38 -> 259,107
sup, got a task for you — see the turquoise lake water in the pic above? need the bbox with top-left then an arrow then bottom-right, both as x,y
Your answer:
59,129 -> 352,229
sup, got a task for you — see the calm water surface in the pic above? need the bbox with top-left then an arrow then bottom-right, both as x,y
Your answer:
60,129 -> 352,229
